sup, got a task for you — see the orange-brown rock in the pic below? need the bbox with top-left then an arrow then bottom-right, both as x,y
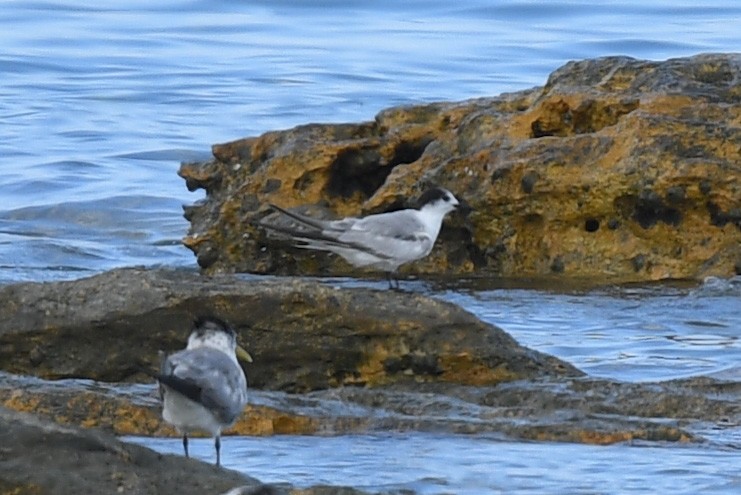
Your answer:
0,373 -> 332,437
8,371 -> 741,447
179,53 -> 741,282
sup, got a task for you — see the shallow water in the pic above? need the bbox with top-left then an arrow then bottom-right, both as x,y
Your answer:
450,278 -> 741,383
128,432 -> 741,495
3,1 -> 741,493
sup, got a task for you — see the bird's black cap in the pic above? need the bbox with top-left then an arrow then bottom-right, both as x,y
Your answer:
193,315 -> 237,338
416,187 -> 457,208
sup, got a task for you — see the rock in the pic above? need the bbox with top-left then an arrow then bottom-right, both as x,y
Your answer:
1,269 -> 738,451
7,371 -> 741,447
0,404 -> 381,494
179,53 -> 741,282
0,267 -> 579,390
0,406 -> 274,495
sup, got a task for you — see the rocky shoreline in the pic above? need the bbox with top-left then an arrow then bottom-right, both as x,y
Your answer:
2,53 -> 740,494
2,268 -> 741,494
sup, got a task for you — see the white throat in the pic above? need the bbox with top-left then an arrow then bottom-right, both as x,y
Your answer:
418,203 -> 453,239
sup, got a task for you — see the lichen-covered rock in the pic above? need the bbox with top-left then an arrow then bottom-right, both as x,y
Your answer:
179,53 -> 741,282
0,268 -> 579,391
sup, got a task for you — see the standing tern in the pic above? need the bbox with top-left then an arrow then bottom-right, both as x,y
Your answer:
147,316 -> 252,466
258,186 -> 460,288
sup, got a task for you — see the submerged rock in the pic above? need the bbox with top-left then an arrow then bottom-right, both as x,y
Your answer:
6,371 -> 741,446
179,53 -> 741,282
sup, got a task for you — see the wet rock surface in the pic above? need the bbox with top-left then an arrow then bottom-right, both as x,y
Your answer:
0,404 -> 385,495
179,53 -> 741,282
6,372 -> 740,446
0,267 -> 578,494
1,268 -> 739,447
0,268 -> 577,389
1,268 -> 740,493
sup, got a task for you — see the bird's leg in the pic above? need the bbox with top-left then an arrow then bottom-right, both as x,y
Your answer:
215,435 -> 221,467
182,434 -> 189,458
387,271 -> 401,291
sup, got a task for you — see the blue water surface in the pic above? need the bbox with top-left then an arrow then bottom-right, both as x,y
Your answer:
3,2 -> 741,493
1,0 -> 740,281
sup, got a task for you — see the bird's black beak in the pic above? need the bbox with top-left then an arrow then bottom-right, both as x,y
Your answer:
456,201 -> 474,216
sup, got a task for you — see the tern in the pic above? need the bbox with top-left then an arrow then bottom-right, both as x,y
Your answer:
147,316 -> 251,466
258,186 -> 460,288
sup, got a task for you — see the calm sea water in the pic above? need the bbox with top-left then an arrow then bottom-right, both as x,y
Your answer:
3,1 -> 741,493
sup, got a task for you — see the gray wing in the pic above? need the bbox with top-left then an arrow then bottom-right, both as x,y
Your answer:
331,209 -> 434,258
262,205 -> 433,263
341,209 -> 426,239
163,348 -> 248,424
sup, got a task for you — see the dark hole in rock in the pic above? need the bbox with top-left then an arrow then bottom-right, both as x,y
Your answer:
325,147 -> 385,199
584,218 -> 600,232
389,137 -> 432,167
195,244 -> 219,269
572,99 -> 640,134
531,119 -> 559,138
383,354 -> 442,376
491,166 -> 511,183
631,254 -> 646,272
708,202 -> 741,229
440,225 -> 483,269
550,257 -> 565,273
607,218 -> 621,230
521,171 -> 539,194
699,180 -> 712,195
665,185 -> 686,204
530,99 -> 639,138
530,99 -> 571,138
523,213 -> 544,225
262,178 -> 281,193
326,138 -> 429,200
631,190 -> 683,229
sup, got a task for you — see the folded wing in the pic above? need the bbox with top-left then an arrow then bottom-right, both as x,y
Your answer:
159,348 -> 247,425
260,206 -> 432,263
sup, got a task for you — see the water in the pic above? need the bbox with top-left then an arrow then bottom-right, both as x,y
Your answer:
2,0 -> 741,283
130,433 -> 741,495
3,1 -> 741,493
452,279 -> 741,383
